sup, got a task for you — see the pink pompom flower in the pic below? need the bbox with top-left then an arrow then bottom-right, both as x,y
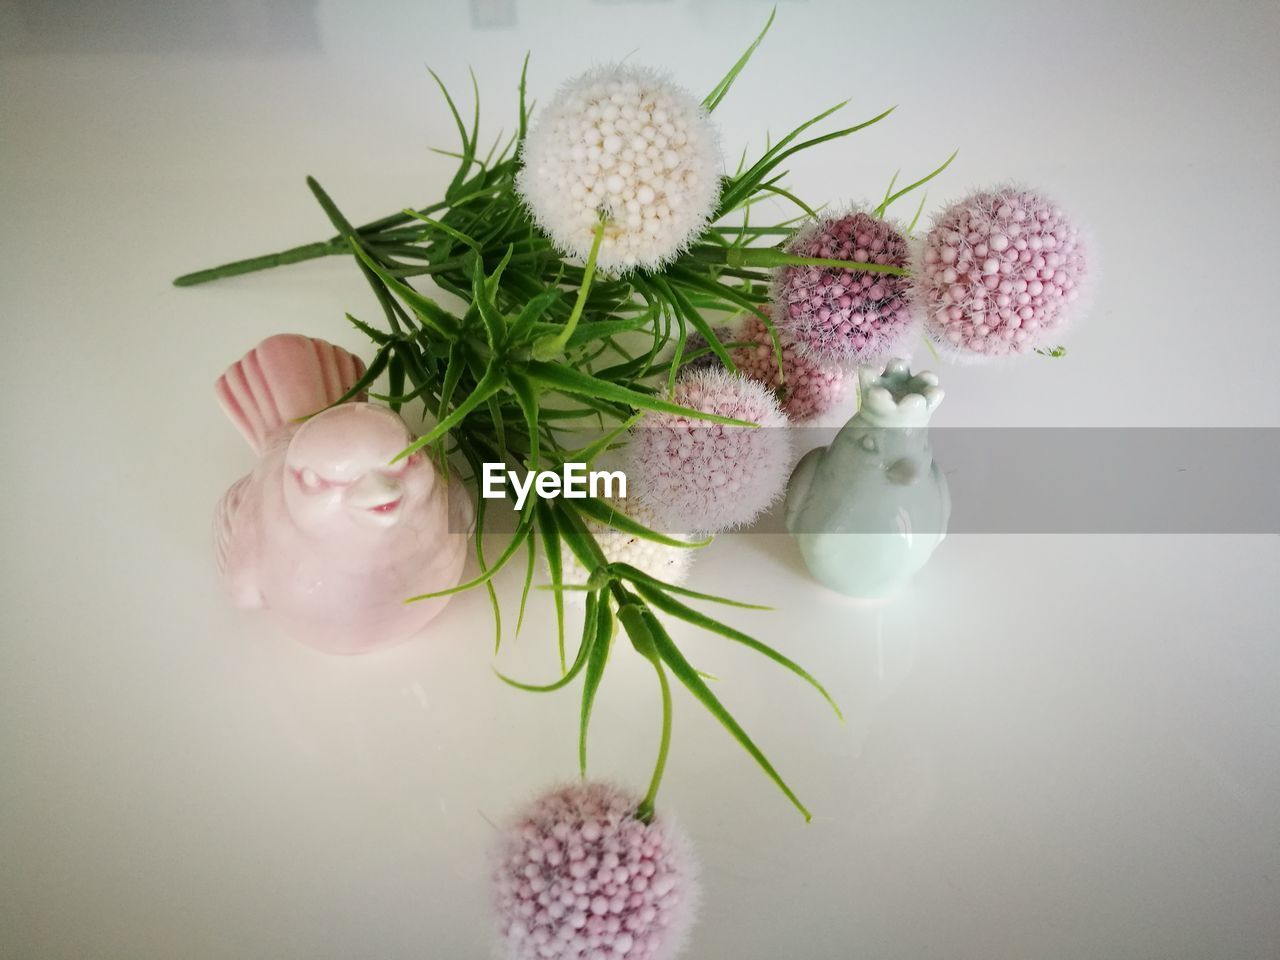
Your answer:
918,186 -> 1089,359
685,312 -> 847,422
492,782 -> 699,960
770,210 -> 916,366
626,368 -> 791,534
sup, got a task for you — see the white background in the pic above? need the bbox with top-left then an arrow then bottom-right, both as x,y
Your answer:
2,1 -> 1279,957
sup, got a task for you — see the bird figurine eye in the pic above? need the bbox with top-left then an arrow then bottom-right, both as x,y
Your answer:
293,467 -> 335,492
859,434 -> 878,454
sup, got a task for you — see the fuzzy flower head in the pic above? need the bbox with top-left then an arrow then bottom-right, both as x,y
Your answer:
626,368 -> 790,535
517,64 -> 721,274
919,186 -> 1089,359
771,211 -> 916,367
557,496 -> 695,599
492,782 -> 699,960
686,313 -> 847,422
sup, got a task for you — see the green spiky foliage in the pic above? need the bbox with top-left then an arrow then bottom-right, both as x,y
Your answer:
175,13 -> 949,821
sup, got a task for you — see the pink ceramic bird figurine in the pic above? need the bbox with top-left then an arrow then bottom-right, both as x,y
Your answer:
214,334 -> 473,654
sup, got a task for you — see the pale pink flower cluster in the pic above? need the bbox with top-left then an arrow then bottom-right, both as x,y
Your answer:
918,186 -> 1088,358
771,211 -> 915,365
685,313 -> 846,421
492,783 -> 699,960
626,368 -> 790,534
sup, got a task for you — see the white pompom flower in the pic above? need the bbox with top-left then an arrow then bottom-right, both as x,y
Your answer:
516,64 -> 721,274
556,496 -> 696,601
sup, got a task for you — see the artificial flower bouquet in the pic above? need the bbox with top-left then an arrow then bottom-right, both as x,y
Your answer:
179,12 -> 1089,957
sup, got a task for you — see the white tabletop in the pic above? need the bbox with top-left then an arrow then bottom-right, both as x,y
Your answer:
3,2 -> 1279,957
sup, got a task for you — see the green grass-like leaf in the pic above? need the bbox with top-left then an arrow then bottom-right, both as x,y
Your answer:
471,254 -> 508,349
719,104 -> 896,216
524,361 -> 758,427
874,150 -> 957,218
535,502 -> 567,670
349,239 -> 460,337
514,515 -> 537,639
386,354 -> 406,413
579,597 -> 614,776
517,52 -> 531,142
345,312 -> 392,345
880,168 -> 901,210
756,182 -> 820,219
565,413 -> 641,467
610,563 -> 772,609
645,609 -> 811,820
509,288 -> 563,343
392,363 -> 505,462
651,276 -> 739,374
703,7 -> 776,111
495,590 -> 600,693
324,343 -> 391,409
632,581 -> 842,720
508,370 -> 541,468
476,493 -> 504,653
616,601 -> 673,822
403,512 -> 531,603
907,190 -> 929,234
575,496 -> 710,550
403,209 -> 481,251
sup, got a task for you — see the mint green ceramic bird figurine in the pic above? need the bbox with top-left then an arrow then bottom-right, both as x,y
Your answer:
785,359 -> 949,600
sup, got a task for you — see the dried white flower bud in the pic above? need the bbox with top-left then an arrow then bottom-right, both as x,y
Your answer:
517,64 -> 721,274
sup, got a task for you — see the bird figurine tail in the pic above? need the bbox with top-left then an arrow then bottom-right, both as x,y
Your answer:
215,333 -> 366,453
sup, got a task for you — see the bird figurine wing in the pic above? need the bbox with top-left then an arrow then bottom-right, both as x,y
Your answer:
784,446 -> 824,533
214,474 -> 263,607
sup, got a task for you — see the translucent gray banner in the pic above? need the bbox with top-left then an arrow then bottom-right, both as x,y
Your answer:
457,429 -> 1280,535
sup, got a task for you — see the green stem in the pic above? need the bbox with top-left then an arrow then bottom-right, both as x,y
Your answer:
873,149 -> 958,218
172,238 -> 345,286
708,225 -> 798,235
307,177 -> 406,336
706,245 -> 909,276
920,332 -> 941,361
615,597 -> 673,823
171,194 -> 458,287
532,217 -> 606,361
306,175 -> 360,239
636,653 -> 672,824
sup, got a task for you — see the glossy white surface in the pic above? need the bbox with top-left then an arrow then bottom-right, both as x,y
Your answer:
3,1 -> 1279,957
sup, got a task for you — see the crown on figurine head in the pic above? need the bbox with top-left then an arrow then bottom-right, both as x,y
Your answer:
856,359 -> 944,427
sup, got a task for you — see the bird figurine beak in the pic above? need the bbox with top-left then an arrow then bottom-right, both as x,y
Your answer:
346,472 -> 405,526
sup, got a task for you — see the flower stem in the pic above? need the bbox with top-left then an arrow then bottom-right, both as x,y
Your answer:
700,244 -> 909,276
617,599 -> 673,824
306,176 -> 407,336
920,332 -> 940,362
171,194 -> 456,287
636,653 -> 672,824
532,217 -> 606,361
172,238 -> 345,286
